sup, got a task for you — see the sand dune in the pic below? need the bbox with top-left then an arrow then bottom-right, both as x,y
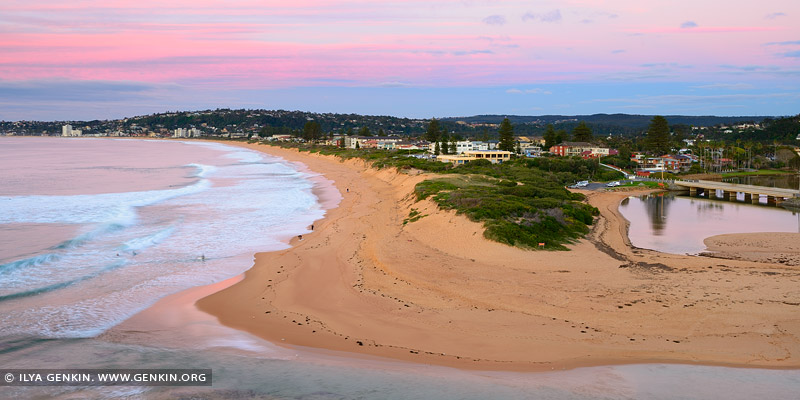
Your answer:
197,143 -> 800,371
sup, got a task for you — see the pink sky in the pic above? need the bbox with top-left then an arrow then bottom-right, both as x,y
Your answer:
1,0 -> 798,119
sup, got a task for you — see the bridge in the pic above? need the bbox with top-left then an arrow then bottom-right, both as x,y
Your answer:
673,179 -> 800,205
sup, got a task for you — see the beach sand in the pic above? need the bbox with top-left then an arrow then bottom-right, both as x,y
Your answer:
195,143 -> 800,372
703,233 -> 800,266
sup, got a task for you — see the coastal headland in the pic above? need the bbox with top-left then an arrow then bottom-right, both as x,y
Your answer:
197,142 -> 800,372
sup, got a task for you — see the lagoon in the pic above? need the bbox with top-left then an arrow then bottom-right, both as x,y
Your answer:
619,193 -> 800,254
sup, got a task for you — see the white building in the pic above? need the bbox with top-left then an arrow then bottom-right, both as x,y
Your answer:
62,124 -> 82,137
173,127 -> 201,138
429,140 -> 498,154
437,150 -> 513,166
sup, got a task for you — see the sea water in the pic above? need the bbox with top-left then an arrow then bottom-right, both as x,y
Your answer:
1,138 -> 798,399
0,137 -> 326,337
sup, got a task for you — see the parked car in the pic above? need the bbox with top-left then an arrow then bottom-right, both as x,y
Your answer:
606,181 -> 621,187
576,180 -> 589,187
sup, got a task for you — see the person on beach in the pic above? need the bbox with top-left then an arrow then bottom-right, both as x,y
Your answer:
311,224 -> 314,231
298,234 -> 303,240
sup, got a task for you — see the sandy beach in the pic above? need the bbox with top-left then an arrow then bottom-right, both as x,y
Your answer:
196,143 -> 800,372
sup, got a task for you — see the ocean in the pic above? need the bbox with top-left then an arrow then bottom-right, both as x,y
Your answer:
1,137 -> 797,399
0,137 -> 327,338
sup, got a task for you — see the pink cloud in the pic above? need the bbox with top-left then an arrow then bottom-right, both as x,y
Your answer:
1,0 -> 798,90
628,26 -> 781,34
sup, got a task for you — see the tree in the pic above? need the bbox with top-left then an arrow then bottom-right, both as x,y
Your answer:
646,116 -> 670,155
426,118 -> 441,143
543,124 -> 557,149
554,129 -> 569,145
359,126 -> 372,137
572,121 -> 593,142
440,135 -> 449,155
302,121 -> 321,142
434,141 -> 440,155
449,136 -> 457,154
498,118 -> 515,152
617,146 -> 632,162
378,128 -> 385,136
515,141 -> 522,155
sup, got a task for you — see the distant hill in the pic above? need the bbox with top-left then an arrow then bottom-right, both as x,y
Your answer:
0,109 -> 781,139
442,114 -> 769,129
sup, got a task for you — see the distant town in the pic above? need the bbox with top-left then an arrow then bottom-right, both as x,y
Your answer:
3,109 -> 799,176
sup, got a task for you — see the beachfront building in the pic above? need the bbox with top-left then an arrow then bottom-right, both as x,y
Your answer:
430,140 -> 500,154
437,150 -> 513,166
268,134 -> 294,141
173,127 -> 201,138
550,142 -> 611,158
344,136 -> 403,149
61,124 -> 82,137
437,154 -> 475,166
395,141 -> 427,151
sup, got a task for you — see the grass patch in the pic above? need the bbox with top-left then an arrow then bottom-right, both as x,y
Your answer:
616,181 -> 664,189
721,169 -> 792,178
403,208 -> 427,225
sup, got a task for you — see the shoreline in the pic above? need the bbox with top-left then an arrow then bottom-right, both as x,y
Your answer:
195,142 -> 800,372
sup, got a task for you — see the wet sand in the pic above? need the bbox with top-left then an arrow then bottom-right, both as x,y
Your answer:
703,233 -> 800,266
193,143 -> 800,372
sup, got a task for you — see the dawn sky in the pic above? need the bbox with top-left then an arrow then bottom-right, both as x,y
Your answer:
1,0 -> 799,120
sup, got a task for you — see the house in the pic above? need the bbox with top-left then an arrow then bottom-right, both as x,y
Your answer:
517,136 -> 546,146
675,154 -> 694,169
637,156 -> 680,172
518,140 -> 541,155
522,146 -> 543,158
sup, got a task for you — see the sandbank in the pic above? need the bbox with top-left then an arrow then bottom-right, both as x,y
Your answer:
197,142 -> 800,372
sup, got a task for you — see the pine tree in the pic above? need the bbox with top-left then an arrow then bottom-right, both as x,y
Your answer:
426,118 -> 441,143
302,121 -> 321,142
646,116 -> 670,155
440,135 -> 449,155
449,136 -> 457,154
555,129 -> 569,144
498,118 -> 515,152
543,124 -> 557,149
572,121 -> 593,142
434,141 -> 440,155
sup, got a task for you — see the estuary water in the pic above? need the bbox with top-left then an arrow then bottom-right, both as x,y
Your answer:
619,193 -> 800,254
1,137 -> 798,399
